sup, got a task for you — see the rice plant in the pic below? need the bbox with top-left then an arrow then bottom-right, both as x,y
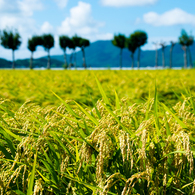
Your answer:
0,73 -> 195,194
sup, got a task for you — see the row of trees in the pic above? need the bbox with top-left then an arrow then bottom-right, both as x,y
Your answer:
0,29 -> 194,69
112,31 -> 147,69
112,29 -> 194,69
0,29 -> 90,69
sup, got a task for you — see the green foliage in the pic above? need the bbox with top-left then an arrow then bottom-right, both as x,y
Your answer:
112,34 -> 126,49
126,36 -> 137,54
0,29 -> 21,51
179,29 -> 194,46
80,38 -> 90,49
132,30 -> 148,48
59,35 -> 71,51
42,34 -> 54,51
0,29 -> 21,69
72,35 -> 82,48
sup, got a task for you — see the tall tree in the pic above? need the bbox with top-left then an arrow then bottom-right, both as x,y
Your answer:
169,41 -> 176,69
42,34 -> 54,69
79,38 -> 90,69
59,35 -> 71,69
153,42 -> 159,68
126,35 -> 138,68
186,35 -> 194,68
112,34 -> 126,69
0,29 -> 21,69
27,36 -> 43,69
67,39 -> 75,69
72,35 -> 82,68
179,29 -> 193,68
159,41 -> 166,68
133,31 -> 147,69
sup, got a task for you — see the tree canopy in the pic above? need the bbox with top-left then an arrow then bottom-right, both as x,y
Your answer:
179,29 -> 194,46
59,35 -> 71,51
1,29 -> 21,51
112,34 -> 126,49
42,34 -> 54,51
0,29 -> 21,69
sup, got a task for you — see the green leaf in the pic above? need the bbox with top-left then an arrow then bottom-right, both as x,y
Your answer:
41,160 -> 58,185
154,82 -> 160,141
74,101 -> 99,126
100,102 -> 131,135
27,150 -> 37,195
50,132 -> 76,161
0,124 -> 22,142
162,106 -> 171,137
0,145 -> 13,160
161,103 -> 188,129
115,90 -> 120,110
95,75 -> 110,105
52,91 -> 80,118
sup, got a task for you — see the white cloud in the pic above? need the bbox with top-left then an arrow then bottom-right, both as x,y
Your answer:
54,0 -> 68,9
0,0 -> 44,60
100,0 -> 158,7
41,21 -> 54,33
18,0 -> 43,16
58,1 -> 105,36
143,8 -> 195,26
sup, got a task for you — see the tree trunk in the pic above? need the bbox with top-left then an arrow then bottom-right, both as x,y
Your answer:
187,46 -> 193,68
82,48 -> 87,69
12,49 -> 15,69
182,46 -> 187,68
170,47 -> 173,69
155,48 -> 158,68
74,49 -> 77,69
131,53 -> 134,69
162,48 -> 165,68
63,49 -> 67,69
69,52 -> 73,69
47,49 -> 50,69
30,51 -> 33,69
120,48 -> 122,69
137,47 -> 141,69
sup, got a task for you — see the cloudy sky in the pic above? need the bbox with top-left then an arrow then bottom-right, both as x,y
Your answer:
0,0 -> 194,60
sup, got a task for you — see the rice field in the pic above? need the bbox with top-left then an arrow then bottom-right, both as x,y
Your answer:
0,69 -> 195,194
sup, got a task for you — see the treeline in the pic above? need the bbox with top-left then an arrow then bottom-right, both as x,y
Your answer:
0,29 -> 194,69
0,30 -> 90,69
112,29 -> 194,69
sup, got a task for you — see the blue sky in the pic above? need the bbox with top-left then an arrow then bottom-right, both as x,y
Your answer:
0,0 -> 195,60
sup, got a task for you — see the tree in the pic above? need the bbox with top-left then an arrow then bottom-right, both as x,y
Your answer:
159,41 -> 166,68
153,42 -> 159,68
0,29 -> 21,69
170,41 -> 176,69
132,31 -> 147,69
186,35 -> 194,68
179,29 -> 194,68
126,35 -> 138,68
67,39 -> 75,69
79,38 -> 90,69
59,35 -> 71,69
27,36 -> 43,69
42,34 -> 54,69
112,34 -> 126,69
72,35 -> 82,68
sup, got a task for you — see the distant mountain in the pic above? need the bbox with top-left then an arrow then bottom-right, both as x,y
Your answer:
52,40 -> 195,68
0,57 -> 63,69
0,40 -> 195,68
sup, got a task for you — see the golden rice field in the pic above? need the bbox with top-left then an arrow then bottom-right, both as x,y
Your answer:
0,69 -> 195,194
